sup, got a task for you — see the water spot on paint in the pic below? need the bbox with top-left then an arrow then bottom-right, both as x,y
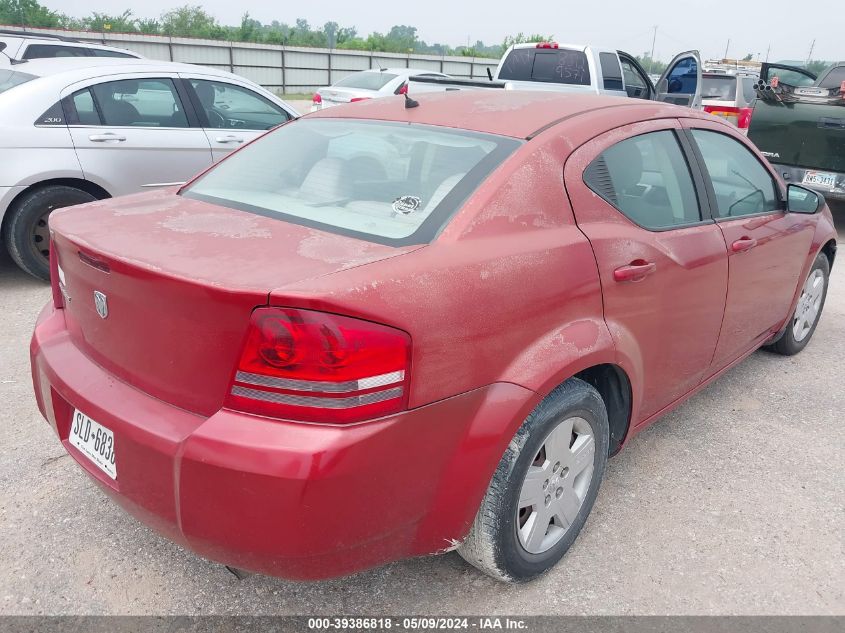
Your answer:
160,213 -> 271,238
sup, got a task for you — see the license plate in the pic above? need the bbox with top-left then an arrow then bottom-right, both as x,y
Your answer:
68,409 -> 117,479
802,171 -> 837,191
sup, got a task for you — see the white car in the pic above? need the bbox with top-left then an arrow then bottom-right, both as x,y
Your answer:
311,68 -> 451,111
0,58 -> 299,280
0,29 -> 142,64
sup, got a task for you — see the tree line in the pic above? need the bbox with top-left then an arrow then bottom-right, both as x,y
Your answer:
1,0 -> 561,58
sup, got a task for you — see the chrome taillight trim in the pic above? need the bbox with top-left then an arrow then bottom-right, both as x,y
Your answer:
234,370 -> 405,393
230,385 -> 403,409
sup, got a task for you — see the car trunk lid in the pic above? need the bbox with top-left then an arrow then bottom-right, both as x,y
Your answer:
50,189 -> 420,417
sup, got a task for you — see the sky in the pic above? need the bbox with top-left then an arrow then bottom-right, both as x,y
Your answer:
43,0 -> 842,63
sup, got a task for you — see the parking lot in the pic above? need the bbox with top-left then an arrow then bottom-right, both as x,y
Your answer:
0,201 -> 841,616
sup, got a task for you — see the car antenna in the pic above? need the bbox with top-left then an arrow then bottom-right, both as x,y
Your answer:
404,91 -> 419,109
0,42 -> 24,65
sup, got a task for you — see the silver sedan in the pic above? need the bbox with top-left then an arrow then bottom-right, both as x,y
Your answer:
0,58 -> 298,280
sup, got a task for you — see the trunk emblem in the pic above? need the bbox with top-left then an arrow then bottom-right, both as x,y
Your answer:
93,291 -> 109,319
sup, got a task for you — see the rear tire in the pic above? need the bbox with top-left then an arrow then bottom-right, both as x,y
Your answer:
4,185 -> 96,281
765,253 -> 830,356
457,378 -> 609,582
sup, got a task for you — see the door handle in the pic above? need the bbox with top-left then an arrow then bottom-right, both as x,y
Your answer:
731,237 -> 758,253
613,260 -> 656,283
214,135 -> 244,144
88,133 -> 126,142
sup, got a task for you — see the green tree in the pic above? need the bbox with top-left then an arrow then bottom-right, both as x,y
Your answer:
0,0 -> 61,27
160,5 -> 225,39
502,33 -> 554,50
83,10 -> 138,33
741,53 -> 754,62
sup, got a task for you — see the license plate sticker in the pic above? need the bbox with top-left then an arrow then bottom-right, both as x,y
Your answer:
802,171 -> 837,191
69,409 -> 117,479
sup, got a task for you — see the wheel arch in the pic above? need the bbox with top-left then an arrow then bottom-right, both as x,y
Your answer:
573,363 -> 633,455
821,238 -> 836,270
1,178 -> 111,236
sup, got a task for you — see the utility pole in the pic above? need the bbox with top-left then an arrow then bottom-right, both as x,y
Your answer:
765,44 -> 771,62
806,39 -> 815,64
724,38 -> 730,61
649,25 -> 657,73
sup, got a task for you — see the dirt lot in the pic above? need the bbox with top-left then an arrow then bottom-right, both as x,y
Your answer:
0,205 -> 842,616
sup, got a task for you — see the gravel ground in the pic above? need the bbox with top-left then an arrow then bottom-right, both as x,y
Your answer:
0,205 -> 842,616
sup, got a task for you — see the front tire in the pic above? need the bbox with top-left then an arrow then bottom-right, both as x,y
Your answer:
458,378 -> 609,582
4,185 -> 97,281
766,253 -> 830,356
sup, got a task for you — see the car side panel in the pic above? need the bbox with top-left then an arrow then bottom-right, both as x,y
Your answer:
269,139 -> 614,410
563,119 -> 729,424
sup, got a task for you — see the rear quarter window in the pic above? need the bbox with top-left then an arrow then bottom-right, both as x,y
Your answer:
182,119 -> 521,245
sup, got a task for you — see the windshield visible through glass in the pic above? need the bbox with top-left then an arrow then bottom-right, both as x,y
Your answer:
182,119 -> 521,244
333,72 -> 398,91
0,69 -> 36,95
702,76 -> 737,100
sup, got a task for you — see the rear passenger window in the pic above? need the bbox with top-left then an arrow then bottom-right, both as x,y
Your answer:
22,44 -> 88,59
71,89 -> 100,125
690,130 -> 779,218
90,78 -> 188,128
599,53 -> 624,91
584,131 -> 701,230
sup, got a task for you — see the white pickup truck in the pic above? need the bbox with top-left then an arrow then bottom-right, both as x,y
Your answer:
410,42 -> 703,108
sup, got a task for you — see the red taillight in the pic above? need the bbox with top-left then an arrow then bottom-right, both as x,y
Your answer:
704,105 -> 753,128
225,307 -> 411,424
536,42 -> 559,49
312,92 -> 322,104
349,97 -> 371,103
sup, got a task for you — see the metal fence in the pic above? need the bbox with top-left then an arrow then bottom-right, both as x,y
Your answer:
2,26 -> 500,94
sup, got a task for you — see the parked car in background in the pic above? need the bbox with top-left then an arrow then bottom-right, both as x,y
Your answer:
0,29 -> 141,64
749,61 -> 845,201
410,43 -> 703,109
701,72 -> 758,133
0,58 -> 298,280
311,68 -> 451,111
31,91 -> 835,583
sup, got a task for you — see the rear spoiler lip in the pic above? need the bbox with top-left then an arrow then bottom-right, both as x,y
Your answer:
408,75 -> 506,89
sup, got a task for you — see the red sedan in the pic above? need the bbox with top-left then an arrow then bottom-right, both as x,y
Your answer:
30,91 -> 836,582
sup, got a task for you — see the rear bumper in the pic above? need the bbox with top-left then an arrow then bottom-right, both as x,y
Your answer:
773,164 -> 845,201
30,302 -> 536,579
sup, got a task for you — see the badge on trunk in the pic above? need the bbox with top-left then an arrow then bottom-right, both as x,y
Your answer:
93,291 -> 108,319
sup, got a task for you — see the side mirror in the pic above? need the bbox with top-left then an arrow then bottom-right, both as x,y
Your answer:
787,184 -> 822,214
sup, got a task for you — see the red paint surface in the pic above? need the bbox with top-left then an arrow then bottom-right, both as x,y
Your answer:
31,92 -> 836,579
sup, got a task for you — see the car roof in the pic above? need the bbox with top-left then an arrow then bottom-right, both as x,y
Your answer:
9,57 -> 240,81
307,90 -> 712,139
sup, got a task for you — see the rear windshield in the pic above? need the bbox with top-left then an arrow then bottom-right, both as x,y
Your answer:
182,119 -> 521,245
498,48 -> 591,86
333,72 -> 398,91
818,66 -> 845,89
702,76 -> 737,100
0,69 -> 36,95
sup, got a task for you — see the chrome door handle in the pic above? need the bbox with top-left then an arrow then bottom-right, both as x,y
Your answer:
214,135 -> 244,144
88,133 -> 126,142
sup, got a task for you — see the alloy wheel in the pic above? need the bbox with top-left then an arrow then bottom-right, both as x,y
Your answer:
516,416 -> 595,554
793,269 -> 825,342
